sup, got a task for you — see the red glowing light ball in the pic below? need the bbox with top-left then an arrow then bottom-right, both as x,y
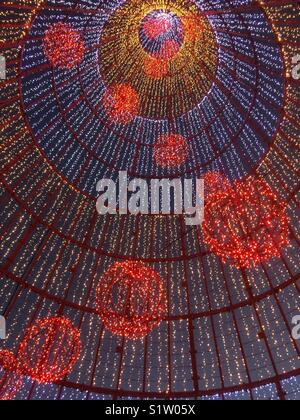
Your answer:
95,261 -> 167,340
202,179 -> 290,268
18,317 -> 81,383
102,84 -> 140,124
182,15 -> 204,43
44,23 -> 85,70
154,134 -> 189,168
144,56 -> 169,79
0,350 -> 23,400
203,172 -> 231,200
143,16 -> 173,39
155,39 -> 181,60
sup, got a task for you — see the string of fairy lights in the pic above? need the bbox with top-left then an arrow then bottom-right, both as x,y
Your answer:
0,0 -> 300,400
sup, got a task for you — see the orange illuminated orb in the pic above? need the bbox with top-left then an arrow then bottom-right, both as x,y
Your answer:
44,22 -> 85,69
102,84 -> 140,124
182,14 -> 205,43
154,134 -> 189,168
144,56 -> 169,79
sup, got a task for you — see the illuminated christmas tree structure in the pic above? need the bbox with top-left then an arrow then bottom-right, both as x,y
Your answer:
0,0 -> 299,401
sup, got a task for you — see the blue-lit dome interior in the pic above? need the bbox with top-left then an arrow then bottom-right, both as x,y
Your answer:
0,0 -> 299,400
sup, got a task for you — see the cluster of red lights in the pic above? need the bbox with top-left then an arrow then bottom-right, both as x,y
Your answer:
203,178 -> 290,269
102,84 -> 140,124
44,22 -> 85,69
0,317 -> 81,399
154,134 -> 189,168
0,350 -> 23,401
144,56 -> 169,79
143,15 -> 173,39
18,317 -> 81,384
182,15 -> 204,43
95,261 -> 167,340
203,171 -> 231,200
154,39 -> 181,60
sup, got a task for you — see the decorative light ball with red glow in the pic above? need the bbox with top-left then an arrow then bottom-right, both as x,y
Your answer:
202,179 -> 290,269
18,317 -> 81,383
0,350 -> 23,400
155,39 -> 181,60
44,22 -> 85,69
144,56 -> 169,79
203,172 -> 231,200
102,84 -> 140,124
95,261 -> 167,340
154,134 -> 189,168
182,14 -> 205,43
143,14 -> 173,39
140,10 -> 184,61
